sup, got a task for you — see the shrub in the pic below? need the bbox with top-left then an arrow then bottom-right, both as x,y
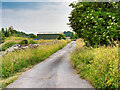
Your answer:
29,34 -> 37,39
19,40 -> 28,45
29,40 -> 37,44
0,41 -> 16,51
69,2 -> 119,47
57,34 -> 66,40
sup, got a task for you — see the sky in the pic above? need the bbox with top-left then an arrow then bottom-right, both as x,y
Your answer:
1,0 -> 78,34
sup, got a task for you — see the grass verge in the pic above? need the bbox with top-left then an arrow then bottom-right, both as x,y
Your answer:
71,39 -> 119,89
1,40 -> 71,88
0,36 -> 57,51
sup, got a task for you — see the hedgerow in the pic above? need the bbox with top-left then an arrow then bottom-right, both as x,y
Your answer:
69,2 -> 119,47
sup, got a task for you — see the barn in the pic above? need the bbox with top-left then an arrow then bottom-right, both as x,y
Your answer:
37,32 -> 60,40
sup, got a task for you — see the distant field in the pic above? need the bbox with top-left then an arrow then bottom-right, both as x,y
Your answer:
71,39 -> 119,89
0,37 -> 55,51
4,37 -> 55,44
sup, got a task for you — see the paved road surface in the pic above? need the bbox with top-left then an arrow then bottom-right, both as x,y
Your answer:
7,41 -> 93,88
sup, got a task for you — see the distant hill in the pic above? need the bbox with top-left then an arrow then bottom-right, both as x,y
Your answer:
0,26 -> 36,43
13,29 -> 29,37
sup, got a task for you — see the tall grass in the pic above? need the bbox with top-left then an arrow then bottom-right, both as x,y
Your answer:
0,41 -> 16,51
0,37 -> 58,51
5,37 -> 29,42
71,39 -> 119,89
37,39 -> 55,44
1,40 -> 69,78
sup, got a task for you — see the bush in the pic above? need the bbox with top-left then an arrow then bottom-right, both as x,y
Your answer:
57,34 -> 66,40
0,31 -> 6,44
69,2 -> 119,47
29,40 -> 37,44
70,32 -> 79,40
0,41 -> 16,51
19,40 -> 28,45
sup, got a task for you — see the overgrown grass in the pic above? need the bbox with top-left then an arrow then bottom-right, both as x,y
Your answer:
36,39 -> 55,44
0,37 -> 57,51
71,39 -> 119,89
4,37 -> 56,44
1,40 -> 69,79
4,37 -> 29,42
0,41 -> 16,51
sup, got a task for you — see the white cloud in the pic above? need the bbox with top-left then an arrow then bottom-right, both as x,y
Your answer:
2,2 -> 73,34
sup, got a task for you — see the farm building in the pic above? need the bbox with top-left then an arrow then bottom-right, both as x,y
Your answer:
37,32 -> 61,40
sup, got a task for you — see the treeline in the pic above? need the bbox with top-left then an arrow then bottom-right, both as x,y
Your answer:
64,31 -> 72,37
63,31 -> 79,40
0,26 -> 37,43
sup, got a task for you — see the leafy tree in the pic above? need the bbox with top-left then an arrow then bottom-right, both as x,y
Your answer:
8,26 -> 14,36
2,28 -> 5,33
29,34 -> 37,39
57,34 -> 66,40
0,26 -> 33,44
4,28 -> 10,37
64,31 -> 72,37
0,31 -> 5,43
70,32 -> 79,40
74,33 -> 79,39
70,32 -> 74,39
69,2 -> 119,47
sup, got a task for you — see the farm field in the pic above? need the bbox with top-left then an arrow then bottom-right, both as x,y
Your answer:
0,39 -> 71,88
71,39 -> 119,89
0,37 -> 55,51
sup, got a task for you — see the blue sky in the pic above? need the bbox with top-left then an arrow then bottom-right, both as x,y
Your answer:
2,0 -> 77,2
1,0 -> 78,34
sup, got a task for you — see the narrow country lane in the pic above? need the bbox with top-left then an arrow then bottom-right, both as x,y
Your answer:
7,41 -> 94,88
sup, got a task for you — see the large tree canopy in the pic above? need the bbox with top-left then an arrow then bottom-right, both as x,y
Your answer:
68,2 -> 119,47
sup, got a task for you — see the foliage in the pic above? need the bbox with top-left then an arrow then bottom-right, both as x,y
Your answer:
0,26 -> 36,44
3,28 -> 11,37
0,31 -> 5,44
70,32 -> 74,39
29,40 -> 37,44
19,40 -> 28,45
0,41 -> 16,51
13,30 -> 29,37
1,40 -> 68,78
0,37 -> 58,51
8,26 -> 14,36
29,34 -> 37,39
71,39 -> 119,89
70,32 -> 79,40
69,2 -> 119,47
57,34 -> 66,40
64,31 -> 72,37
